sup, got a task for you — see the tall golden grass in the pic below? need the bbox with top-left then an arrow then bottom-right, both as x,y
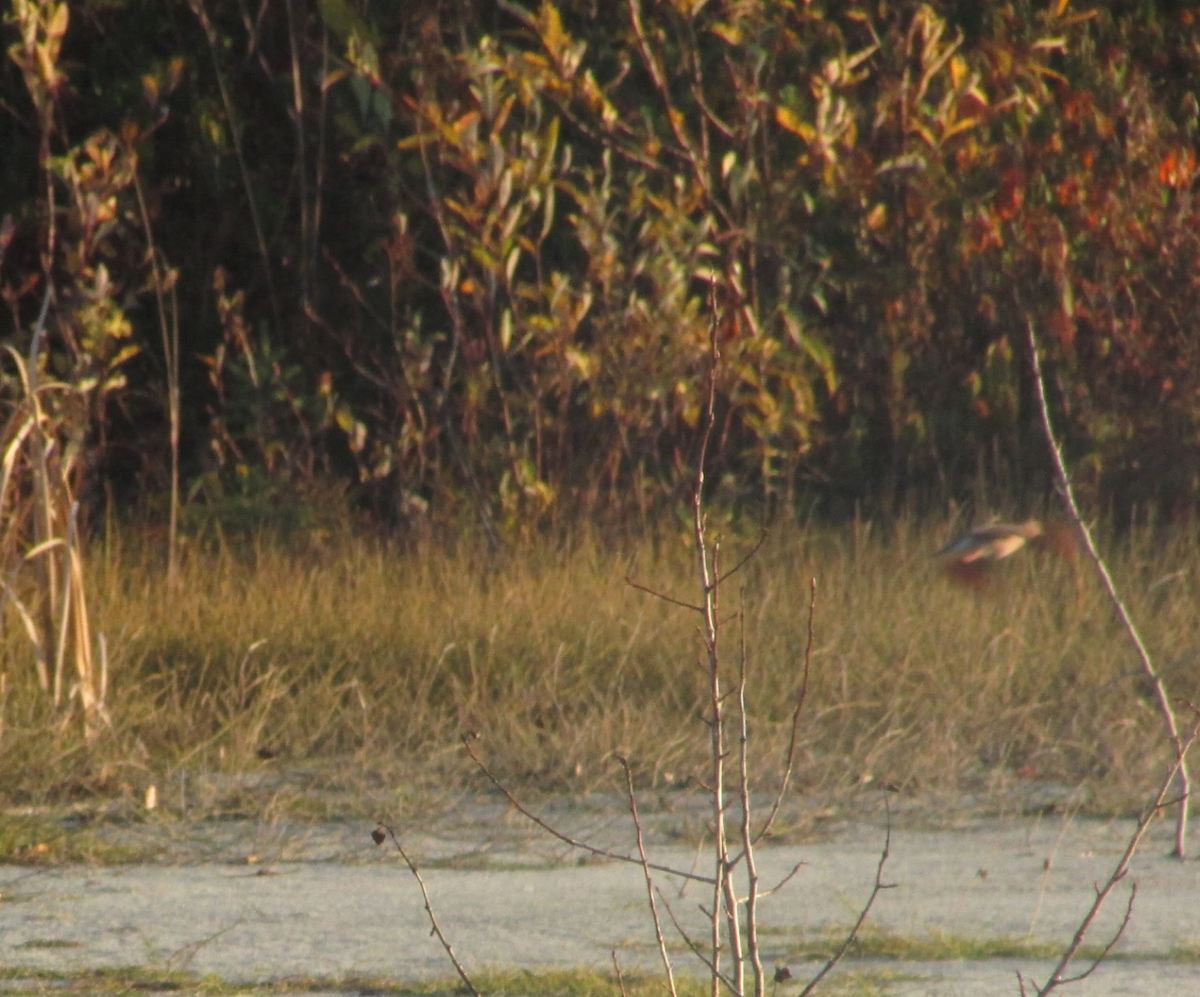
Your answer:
1,329 -> 110,752
2,511 -> 1196,814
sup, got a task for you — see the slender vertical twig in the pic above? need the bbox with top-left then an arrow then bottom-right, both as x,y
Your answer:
692,291 -> 740,997
282,0 -> 309,310
52,518 -> 72,707
736,599 -> 765,997
618,755 -> 679,997
611,950 -> 630,997
373,823 -> 480,997
64,501 -> 100,739
26,287 -> 57,692
754,578 -> 816,844
130,164 -> 180,588
415,131 -> 502,555
187,0 -> 282,334
312,24 -> 329,283
1025,318 -> 1191,857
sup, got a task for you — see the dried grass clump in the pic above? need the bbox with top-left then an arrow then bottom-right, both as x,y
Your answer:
3,509 -> 1195,815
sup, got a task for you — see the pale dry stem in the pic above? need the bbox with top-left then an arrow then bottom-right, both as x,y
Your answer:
1026,317 -> 1192,857
618,754 -> 679,997
735,601 -> 765,997
611,949 -> 630,997
754,577 -> 816,845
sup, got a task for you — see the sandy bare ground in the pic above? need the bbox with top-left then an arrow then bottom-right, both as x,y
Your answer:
2,798 -> 1199,996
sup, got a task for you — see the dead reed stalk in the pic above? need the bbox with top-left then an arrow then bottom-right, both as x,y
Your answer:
1,301 -> 107,741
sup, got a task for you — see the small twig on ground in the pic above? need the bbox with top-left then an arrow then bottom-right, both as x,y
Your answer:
462,735 -> 715,884
373,823 -> 480,997
162,916 -> 244,974
1026,318 -> 1191,857
618,755 -> 678,997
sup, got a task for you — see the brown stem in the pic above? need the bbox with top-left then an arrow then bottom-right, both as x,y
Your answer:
187,0 -> 281,334
374,824 -> 480,997
797,811 -> 897,997
461,736 -> 714,884
656,889 -> 740,996
1031,727 -> 1197,995
130,162 -> 179,589
618,755 -> 678,997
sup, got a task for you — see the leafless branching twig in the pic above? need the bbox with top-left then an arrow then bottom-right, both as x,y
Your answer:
1024,719 -> 1198,995
797,809 -> 897,997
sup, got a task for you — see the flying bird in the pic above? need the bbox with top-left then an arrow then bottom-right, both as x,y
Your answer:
934,518 -> 1079,594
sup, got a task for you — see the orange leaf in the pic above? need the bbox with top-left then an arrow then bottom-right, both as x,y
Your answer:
774,105 -> 814,142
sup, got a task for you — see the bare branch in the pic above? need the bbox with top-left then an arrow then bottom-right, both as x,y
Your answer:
755,577 -> 816,844
624,573 -> 704,613
691,293 -> 741,997
618,755 -> 678,997
461,736 -> 715,884
1051,883 -> 1137,988
756,859 -> 807,900
374,824 -> 479,997
713,529 -> 769,589
797,812 -> 897,997
611,950 -> 629,997
657,888 -> 741,997
1026,318 -> 1191,857
1030,724 -> 1198,996
735,599 -> 765,997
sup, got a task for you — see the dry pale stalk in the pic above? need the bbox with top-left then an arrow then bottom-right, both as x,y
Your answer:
618,755 -> 678,997
1026,318 -> 1192,858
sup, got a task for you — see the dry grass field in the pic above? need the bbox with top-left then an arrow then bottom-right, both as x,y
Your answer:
2,512 -> 1197,820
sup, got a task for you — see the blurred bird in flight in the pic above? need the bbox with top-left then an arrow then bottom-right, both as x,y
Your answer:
935,518 -> 1080,596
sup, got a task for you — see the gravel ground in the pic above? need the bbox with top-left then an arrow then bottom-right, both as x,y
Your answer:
2,797 -> 1199,996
